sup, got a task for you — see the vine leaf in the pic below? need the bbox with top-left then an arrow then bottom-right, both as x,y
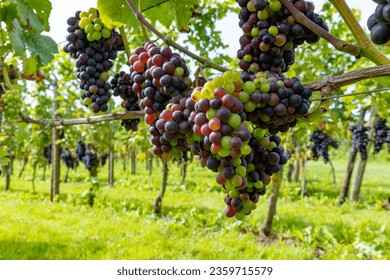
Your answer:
24,34 -> 58,65
97,0 -> 199,31
10,19 -> 25,56
14,0 -> 52,32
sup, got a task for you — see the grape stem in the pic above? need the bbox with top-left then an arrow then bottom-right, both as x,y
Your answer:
138,0 -> 150,42
328,0 -> 390,65
119,26 -> 132,60
279,0 -> 360,57
124,0 -> 229,72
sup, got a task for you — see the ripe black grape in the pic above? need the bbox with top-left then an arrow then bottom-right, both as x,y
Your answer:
367,1 -> 390,44
373,118 -> 390,153
310,129 -> 339,163
349,124 -> 370,160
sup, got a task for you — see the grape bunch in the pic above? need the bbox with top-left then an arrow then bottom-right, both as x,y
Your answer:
149,95 -> 193,161
128,42 -> 192,125
0,89 -> 22,119
82,144 -> 98,170
75,140 -> 86,161
64,8 -> 124,112
60,148 -> 77,169
367,0 -> 390,45
349,124 -> 369,160
110,71 -> 141,131
42,145 -> 52,164
310,129 -> 338,163
236,0 -> 328,74
188,71 -> 288,219
242,71 -> 312,134
373,118 -> 390,153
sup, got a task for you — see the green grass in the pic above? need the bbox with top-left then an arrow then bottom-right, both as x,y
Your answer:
0,157 -> 389,260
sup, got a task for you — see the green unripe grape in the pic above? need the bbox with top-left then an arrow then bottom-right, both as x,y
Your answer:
268,26 -> 279,37
231,175 -> 243,187
224,82 -> 235,94
206,108 -> 217,120
228,113 -> 241,128
86,33 -> 94,42
85,23 -> 95,34
229,189 -> 240,199
223,71 -> 234,82
231,71 -> 241,82
254,180 -> 263,189
244,101 -> 256,112
92,31 -> 102,41
260,83 -> 270,93
253,128 -> 266,139
257,10 -> 268,20
93,18 -> 102,24
241,144 -> 251,155
242,200 -> 252,209
101,28 -> 111,39
88,7 -> 98,16
218,148 -> 230,157
242,207 -> 251,215
94,23 -> 102,31
269,0 -> 282,12
80,11 -> 88,18
251,27 -> 259,37
267,141 -> 277,151
84,97 -> 92,106
99,71 -> 109,82
238,91 -> 250,103
235,211 -> 245,220
232,157 -> 241,167
225,180 -> 235,191
212,76 -> 225,87
243,81 -> 256,94
78,17 -> 90,29
221,136 -> 232,149
243,54 -> 252,63
235,165 -> 246,177
247,163 -> 255,173
173,67 -> 184,77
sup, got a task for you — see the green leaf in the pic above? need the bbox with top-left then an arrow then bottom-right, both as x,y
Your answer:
0,3 -> 18,25
24,34 -> 58,65
98,0 -> 199,31
14,0 -> 52,32
23,55 -> 37,76
10,19 -> 25,56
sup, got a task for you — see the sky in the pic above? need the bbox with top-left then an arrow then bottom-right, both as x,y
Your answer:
48,0 -> 377,58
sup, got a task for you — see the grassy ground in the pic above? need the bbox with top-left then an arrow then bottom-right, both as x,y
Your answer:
0,156 -> 389,260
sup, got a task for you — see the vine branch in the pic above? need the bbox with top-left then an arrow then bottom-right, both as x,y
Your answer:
305,65 -> 390,91
124,0 -> 229,73
280,0 -> 360,57
14,65 -> 390,127
18,111 -> 144,127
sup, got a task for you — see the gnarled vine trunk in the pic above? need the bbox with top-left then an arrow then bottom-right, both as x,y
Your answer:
154,160 -> 168,214
261,168 -> 283,237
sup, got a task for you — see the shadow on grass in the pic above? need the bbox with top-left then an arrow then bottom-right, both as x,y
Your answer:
0,239 -> 106,260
